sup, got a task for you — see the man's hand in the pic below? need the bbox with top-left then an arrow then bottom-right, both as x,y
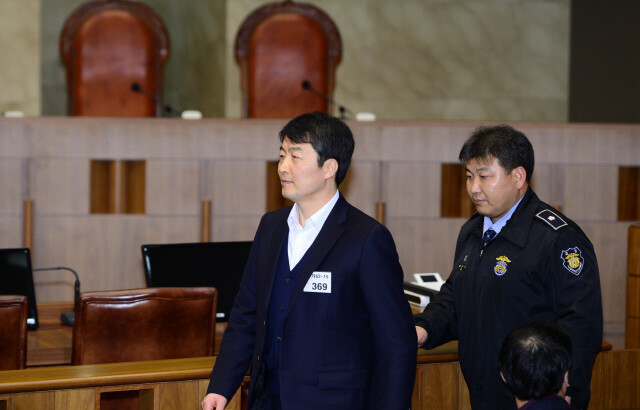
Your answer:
202,393 -> 227,410
416,326 -> 428,348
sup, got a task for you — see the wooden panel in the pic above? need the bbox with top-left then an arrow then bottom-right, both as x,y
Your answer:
120,160 -> 146,214
618,167 -> 640,221
158,380 -> 197,410
266,161 -> 292,212
0,357 -> 216,394
411,366 -> 425,410
457,370 -> 471,410
587,350 -> 603,410
630,225 -> 640,275
13,391 -> 54,410
0,395 -> 11,410
90,160 -> 117,214
628,275 -> 640,317
627,318 -> 640,349
55,388 -> 95,410
603,349 -> 640,408
627,225 -> 640,348
441,163 -> 474,218
197,380 -> 209,408
422,362 -> 458,409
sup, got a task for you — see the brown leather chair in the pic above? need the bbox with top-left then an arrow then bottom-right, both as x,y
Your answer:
71,287 -> 217,365
235,0 -> 342,118
0,295 -> 28,370
60,0 -> 170,117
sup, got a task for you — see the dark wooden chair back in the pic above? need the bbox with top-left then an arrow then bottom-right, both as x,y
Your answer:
235,0 -> 342,118
60,0 -> 169,116
0,295 -> 28,370
71,287 -> 217,365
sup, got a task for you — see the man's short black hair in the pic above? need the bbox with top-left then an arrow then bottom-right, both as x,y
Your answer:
499,321 -> 572,401
279,111 -> 355,187
459,125 -> 534,182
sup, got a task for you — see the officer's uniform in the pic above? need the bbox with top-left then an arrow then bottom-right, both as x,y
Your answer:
415,188 -> 602,410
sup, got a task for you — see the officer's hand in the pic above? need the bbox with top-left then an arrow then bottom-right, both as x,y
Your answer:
416,326 -> 428,348
202,393 -> 227,410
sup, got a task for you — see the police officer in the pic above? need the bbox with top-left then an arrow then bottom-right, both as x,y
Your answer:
414,125 -> 602,410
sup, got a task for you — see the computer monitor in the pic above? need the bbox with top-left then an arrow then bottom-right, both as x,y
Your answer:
141,241 -> 252,322
0,248 -> 39,330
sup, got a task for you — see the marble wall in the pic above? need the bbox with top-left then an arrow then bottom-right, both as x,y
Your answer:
4,0 -> 569,121
225,0 -> 570,121
0,0 -> 40,117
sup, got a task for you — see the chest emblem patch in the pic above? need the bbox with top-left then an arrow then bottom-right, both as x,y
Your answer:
561,247 -> 584,275
494,256 -> 511,276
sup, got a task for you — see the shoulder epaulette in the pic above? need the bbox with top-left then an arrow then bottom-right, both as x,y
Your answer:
535,209 -> 567,230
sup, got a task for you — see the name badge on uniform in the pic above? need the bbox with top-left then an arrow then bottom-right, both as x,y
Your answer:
303,271 -> 331,293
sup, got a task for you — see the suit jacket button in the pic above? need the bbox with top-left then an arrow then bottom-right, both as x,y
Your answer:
276,336 -> 282,342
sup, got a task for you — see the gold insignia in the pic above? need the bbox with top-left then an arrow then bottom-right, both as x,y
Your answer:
565,253 -> 581,270
494,256 -> 511,276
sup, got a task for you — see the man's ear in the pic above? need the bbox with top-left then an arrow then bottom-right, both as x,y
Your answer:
512,166 -> 527,190
323,158 -> 338,181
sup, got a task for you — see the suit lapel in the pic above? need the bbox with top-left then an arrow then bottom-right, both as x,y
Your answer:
285,195 -> 348,316
259,210 -> 289,311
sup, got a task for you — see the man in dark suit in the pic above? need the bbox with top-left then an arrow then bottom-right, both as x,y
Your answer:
202,112 -> 416,410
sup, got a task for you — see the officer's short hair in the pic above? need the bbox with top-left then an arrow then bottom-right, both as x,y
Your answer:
279,112 -> 354,187
459,125 -> 534,182
499,321 -> 572,401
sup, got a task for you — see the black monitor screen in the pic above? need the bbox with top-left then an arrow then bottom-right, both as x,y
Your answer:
0,248 -> 39,330
141,241 -> 252,322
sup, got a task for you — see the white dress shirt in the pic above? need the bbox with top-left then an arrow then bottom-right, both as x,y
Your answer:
286,190 -> 340,270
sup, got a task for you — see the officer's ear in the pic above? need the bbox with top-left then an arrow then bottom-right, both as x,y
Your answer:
512,166 -> 527,190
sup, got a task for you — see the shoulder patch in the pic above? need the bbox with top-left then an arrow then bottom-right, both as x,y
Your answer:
535,209 -> 567,230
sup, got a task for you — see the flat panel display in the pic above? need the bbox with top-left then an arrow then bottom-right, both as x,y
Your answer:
141,241 -> 252,322
0,248 -> 39,329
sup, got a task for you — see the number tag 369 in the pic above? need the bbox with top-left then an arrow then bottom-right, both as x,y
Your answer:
303,271 -> 331,293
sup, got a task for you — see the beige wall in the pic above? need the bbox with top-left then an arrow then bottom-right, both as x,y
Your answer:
0,0 -> 40,116
0,118 -> 637,349
5,0 -> 569,121
225,0 -> 570,121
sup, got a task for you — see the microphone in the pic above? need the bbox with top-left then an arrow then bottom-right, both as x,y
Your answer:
33,266 -> 80,326
131,82 -> 175,117
301,80 -> 354,120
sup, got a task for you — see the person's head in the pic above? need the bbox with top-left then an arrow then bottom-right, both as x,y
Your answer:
499,321 -> 572,404
278,112 -> 354,205
459,125 -> 534,222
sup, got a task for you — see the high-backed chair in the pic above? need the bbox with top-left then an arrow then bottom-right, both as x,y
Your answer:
0,295 -> 28,370
235,0 -> 342,118
71,287 -> 217,365
60,0 -> 170,117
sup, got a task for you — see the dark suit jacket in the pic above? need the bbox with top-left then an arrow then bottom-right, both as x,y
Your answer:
207,194 -> 416,409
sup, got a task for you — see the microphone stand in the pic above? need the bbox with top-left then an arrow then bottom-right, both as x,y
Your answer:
301,80 -> 354,120
131,82 -> 175,117
33,266 -> 79,326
